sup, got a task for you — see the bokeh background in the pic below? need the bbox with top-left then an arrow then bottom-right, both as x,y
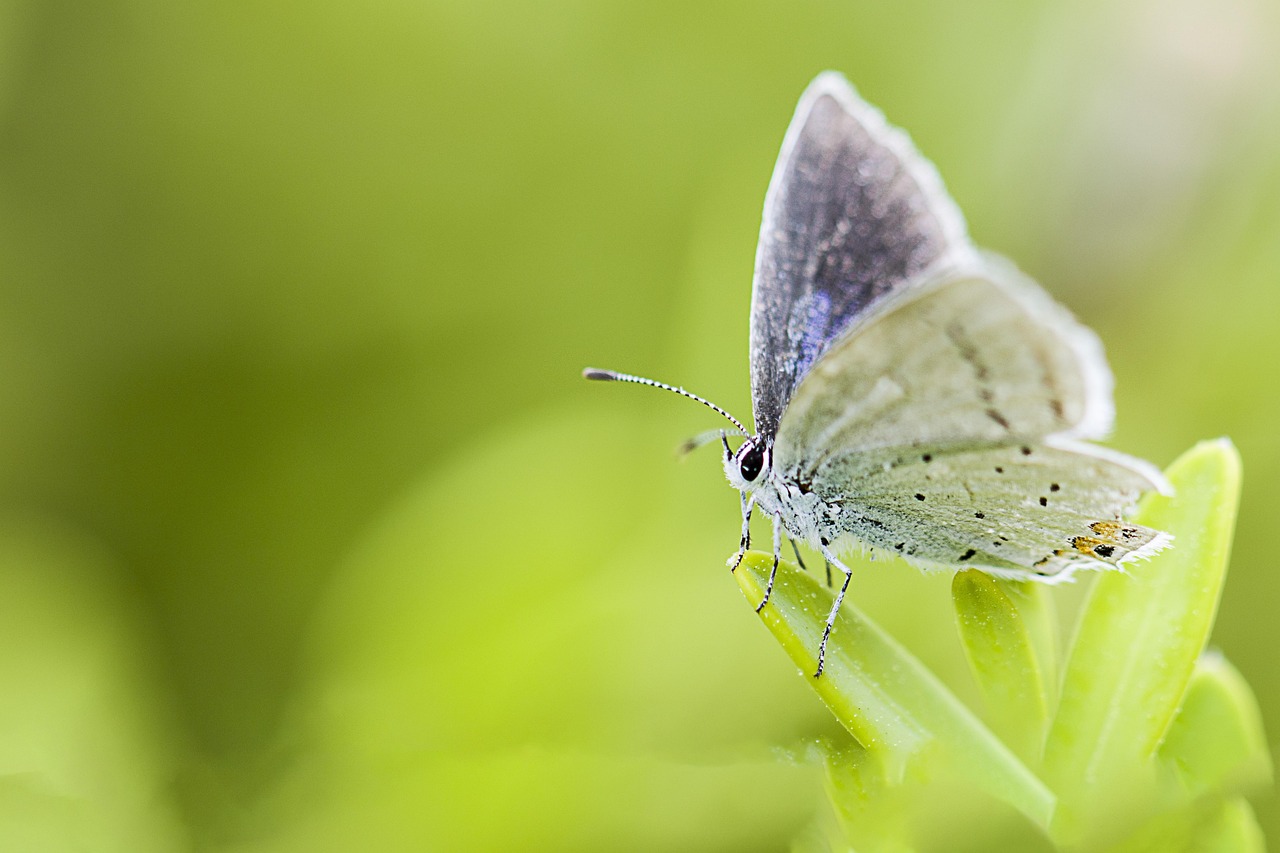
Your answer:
1,0 -> 1276,849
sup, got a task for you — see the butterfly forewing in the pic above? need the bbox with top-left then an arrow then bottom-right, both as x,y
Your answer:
749,72 -> 975,442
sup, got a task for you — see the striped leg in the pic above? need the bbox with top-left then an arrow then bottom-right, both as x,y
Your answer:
815,543 -> 854,678
788,538 -> 808,572
756,512 -> 783,613
728,492 -> 754,572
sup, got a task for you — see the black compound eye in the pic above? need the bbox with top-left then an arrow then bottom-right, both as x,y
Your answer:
739,442 -> 766,482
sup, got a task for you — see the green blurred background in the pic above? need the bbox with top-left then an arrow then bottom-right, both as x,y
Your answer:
1,0 -> 1276,849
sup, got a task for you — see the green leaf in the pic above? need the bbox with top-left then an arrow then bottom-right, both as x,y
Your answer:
0,517 -> 186,853
1042,439 -> 1242,843
952,570 -> 1051,764
736,553 -> 1055,829
1182,798 -> 1266,852
997,579 -> 1059,711
818,737 -> 913,853
1158,651 -> 1273,796
1106,797 -> 1265,853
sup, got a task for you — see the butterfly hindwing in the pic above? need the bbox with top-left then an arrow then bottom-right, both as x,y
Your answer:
773,259 -> 1115,474
804,441 -> 1168,578
749,72 -> 975,442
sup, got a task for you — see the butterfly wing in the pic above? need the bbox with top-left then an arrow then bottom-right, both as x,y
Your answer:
809,442 -> 1169,578
773,260 -> 1168,578
749,72 -> 976,443
774,257 -> 1117,462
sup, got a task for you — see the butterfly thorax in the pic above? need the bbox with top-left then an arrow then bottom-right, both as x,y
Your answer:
724,436 -> 835,549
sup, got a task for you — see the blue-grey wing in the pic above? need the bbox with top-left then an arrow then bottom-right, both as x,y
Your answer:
749,72 -> 975,441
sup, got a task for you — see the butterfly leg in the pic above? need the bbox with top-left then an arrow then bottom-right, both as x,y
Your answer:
824,558 -> 832,588
815,542 -> 854,678
728,493 -> 755,571
756,513 -> 784,612
788,538 -> 809,572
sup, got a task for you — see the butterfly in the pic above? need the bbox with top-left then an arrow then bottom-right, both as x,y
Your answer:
586,72 -> 1170,676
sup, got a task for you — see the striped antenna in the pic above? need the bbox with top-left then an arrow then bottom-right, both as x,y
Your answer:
583,368 -> 749,436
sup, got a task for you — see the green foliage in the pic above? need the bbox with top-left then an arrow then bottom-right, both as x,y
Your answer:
952,572 -> 1052,764
738,440 -> 1271,850
0,519 -> 185,851
2,1 -> 1279,847
735,555 -> 1055,831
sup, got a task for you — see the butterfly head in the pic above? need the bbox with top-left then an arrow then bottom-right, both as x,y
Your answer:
723,434 -> 772,494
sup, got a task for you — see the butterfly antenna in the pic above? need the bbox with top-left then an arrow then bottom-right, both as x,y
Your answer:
677,429 -> 735,458
583,368 -> 749,436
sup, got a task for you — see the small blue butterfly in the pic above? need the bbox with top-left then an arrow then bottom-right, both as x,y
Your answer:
587,72 -> 1169,675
